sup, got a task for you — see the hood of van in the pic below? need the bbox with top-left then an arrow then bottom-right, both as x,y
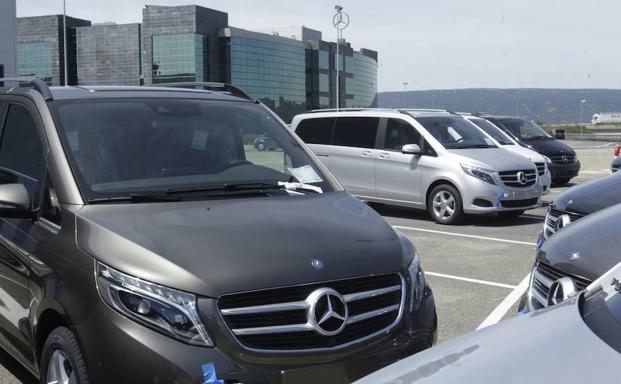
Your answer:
504,145 -> 545,163
76,192 -> 406,297
523,137 -> 575,156
447,148 -> 536,172
551,172 -> 621,215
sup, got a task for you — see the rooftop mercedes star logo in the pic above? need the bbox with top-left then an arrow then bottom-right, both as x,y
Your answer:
306,288 -> 348,336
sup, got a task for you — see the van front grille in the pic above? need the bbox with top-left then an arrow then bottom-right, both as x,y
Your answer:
535,162 -> 545,176
543,207 -> 583,239
499,169 -> 537,187
530,262 -> 591,310
218,274 -> 404,352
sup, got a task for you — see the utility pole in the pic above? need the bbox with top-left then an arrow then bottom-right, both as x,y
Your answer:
333,6 -> 349,111
63,0 -> 68,86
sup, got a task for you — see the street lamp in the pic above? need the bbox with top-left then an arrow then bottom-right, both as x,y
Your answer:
333,5 -> 349,111
580,99 -> 587,138
402,82 -> 408,91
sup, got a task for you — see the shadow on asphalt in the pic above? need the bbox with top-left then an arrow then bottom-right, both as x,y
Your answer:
0,348 -> 36,384
369,203 -> 544,227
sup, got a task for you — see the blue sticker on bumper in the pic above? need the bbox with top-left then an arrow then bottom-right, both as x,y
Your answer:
202,362 -> 224,384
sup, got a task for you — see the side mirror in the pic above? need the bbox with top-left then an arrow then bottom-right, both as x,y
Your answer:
0,184 -> 32,219
401,144 -> 422,155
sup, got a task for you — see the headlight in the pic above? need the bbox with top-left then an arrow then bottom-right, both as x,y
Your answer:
460,163 -> 498,185
398,232 -> 427,311
543,155 -> 552,164
95,262 -> 213,347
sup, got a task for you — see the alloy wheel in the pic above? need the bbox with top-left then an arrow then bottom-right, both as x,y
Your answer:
432,190 -> 456,220
46,349 -> 76,384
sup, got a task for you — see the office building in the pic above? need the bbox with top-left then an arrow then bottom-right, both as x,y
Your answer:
76,23 -> 142,85
17,15 -> 91,85
0,0 -> 17,85
16,5 -> 378,121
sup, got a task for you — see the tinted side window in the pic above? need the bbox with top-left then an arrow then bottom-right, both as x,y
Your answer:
0,105 -> 44,180
296,117 -> 335,145
384,119 -> 421,150
333,117 -> 379,149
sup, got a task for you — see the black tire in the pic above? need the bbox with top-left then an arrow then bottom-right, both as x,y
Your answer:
427,184 -> 464,225
498,210 -> 525,218
553,178 -> 571,186
256,142 -> 266,151
40,327 -> 89,384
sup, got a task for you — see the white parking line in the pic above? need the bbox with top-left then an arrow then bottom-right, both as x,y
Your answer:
393,225 -> 536,246
580,170 -> 609,174
477,273 -> 531,330
425,271 -> 516,290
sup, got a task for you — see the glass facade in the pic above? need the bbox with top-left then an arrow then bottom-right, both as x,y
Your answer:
228,36 -> 306,122
17,41 -> 53,83
345,52 -> 378,108
152,33 -> 208,83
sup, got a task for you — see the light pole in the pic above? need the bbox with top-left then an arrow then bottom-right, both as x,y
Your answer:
333,5 -> 349,111
580,99 -> 587,138
63,0 -> 68,86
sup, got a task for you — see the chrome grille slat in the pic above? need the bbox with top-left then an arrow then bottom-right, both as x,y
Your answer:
347,304 -> 399,324
535,162 -> 545,176
543,206 -> 583,239
218,273 -> 405,352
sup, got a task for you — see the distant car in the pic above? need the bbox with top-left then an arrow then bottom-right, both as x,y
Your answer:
484,116 -> 580,185
522,197 -> 621,313
611,144 -> 621,173
357,257 -> 621,384
555,129 -> 566,139
292,109 -> 543,224
462,114 -> 552,195
253,134 -> 279,151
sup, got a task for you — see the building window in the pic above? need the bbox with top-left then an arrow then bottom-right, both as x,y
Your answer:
228,36 -> 306,122
18,41 -> 53,84
152,33 -> 208,83
318,50 -> 329,70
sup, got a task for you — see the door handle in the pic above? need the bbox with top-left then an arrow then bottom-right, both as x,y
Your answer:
361,150 -> 374,158
315,153 -> 329,157
378,152 -> 391,159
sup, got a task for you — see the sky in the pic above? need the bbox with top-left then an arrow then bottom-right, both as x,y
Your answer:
16,0 -> 621,91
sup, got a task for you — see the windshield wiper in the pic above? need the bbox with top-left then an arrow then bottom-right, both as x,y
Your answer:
166,181 -> 322,196
87,193 -> 181,204
460,144 -> 495,149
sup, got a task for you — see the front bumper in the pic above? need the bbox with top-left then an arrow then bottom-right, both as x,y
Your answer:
462,179 -> 542,214
549,160 -> 580,181
540,171 -> 552,195
76,288 -> 437,383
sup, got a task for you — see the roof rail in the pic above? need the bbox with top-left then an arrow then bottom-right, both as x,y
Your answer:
151,82 -> 254,101
306,107 -> 400,113
0,76 -> 53,101
401,108 -> 460,116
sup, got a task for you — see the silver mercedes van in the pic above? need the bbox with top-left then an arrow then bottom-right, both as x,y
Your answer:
291,109 -> 543,224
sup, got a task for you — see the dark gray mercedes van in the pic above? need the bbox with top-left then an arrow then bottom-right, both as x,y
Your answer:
0,79 -> 436,384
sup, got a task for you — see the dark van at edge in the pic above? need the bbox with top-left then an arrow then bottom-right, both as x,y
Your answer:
519,202 -> 621,313
0,80 -> 436,384
484,116 -> 580,185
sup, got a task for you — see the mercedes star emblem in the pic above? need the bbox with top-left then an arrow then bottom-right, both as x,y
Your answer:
554,214 -> 571,232
516,171 -> 528,185
306,288 -> 348,336
547,277 -> 577,306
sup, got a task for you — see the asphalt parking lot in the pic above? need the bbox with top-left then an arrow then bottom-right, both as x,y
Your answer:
0,140 -> 614,383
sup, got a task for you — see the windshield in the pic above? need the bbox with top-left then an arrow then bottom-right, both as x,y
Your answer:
468,118 -> 515,145
493,118 -> 552,140
414,116 -> 497,149
53,98 -> 334,200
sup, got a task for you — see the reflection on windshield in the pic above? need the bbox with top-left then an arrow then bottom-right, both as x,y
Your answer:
495,118 -> 552,140
415,116 -> 497,149
469,118 -> 514,145
53,99 -> 332,200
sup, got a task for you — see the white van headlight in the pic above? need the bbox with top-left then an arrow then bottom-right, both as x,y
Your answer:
460,163 -> 498,185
